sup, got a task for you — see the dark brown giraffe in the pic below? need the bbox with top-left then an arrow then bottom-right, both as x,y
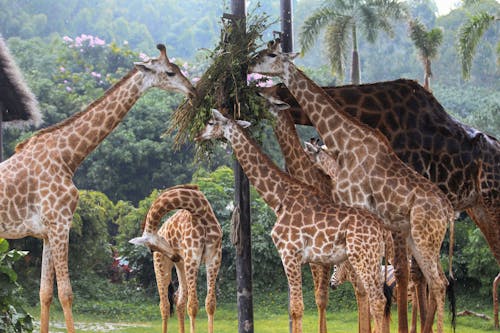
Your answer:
270,80 -> 500,266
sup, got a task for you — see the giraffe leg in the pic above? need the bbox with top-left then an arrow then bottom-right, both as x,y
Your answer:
347,240 -> 387,333
204,245 -> 221,333
282,255 -> 304,333
184,258 -> 200,333
310,263 -> 330,333
352,278 -> 371,333
154,251 -> 174,333
392,232 -> 410,333
175,264 -> 188,333
410,259 -> 429,333
39,238 -> 55,333
50,228 -> 75,333
409,284 -> 418,333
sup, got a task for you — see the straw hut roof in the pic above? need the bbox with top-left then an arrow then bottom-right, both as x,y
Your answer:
0,36 -> 41,127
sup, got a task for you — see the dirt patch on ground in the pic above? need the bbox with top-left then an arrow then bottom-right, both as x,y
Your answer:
34,321 -> 151,332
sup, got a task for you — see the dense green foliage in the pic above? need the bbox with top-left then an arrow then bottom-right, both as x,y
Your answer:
0,239 -> 33,333
0,0 -> 498,325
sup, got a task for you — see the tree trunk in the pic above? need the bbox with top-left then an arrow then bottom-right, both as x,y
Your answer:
351,25 -> 360,84
230,1 -> 254,332
424,57 -> 432,91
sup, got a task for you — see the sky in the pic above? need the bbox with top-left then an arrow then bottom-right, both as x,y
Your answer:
435,0 -> 460,16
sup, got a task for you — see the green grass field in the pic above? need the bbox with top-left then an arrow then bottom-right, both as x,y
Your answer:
36,305 -> 496,332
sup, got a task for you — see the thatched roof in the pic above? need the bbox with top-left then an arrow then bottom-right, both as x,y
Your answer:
0,36 -> 41,127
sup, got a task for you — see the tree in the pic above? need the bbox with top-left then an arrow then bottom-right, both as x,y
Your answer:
409,18 -> 443,90
458,0 -> 499,79
298,0 -> 408,84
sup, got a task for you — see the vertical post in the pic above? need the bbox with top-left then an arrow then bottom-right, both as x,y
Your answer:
0,105 -> 3,162
230,1 -> 253,332
280,0 -> 294,53
280,2 -> 293,331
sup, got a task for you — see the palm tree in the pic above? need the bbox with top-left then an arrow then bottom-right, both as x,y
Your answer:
298,0 -> 408,84
409,18 -> 443,91
457,0 -> 499,80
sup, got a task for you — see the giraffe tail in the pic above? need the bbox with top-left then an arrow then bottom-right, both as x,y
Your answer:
129,232 -> 181,262
383,282 -> 393,319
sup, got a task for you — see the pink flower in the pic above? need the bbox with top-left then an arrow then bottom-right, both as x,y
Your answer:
91,71 -> 101,78
66,86 -> 72,92
59,66 -> 66,72
62,36 -> 73,43
94,37 -> 105,46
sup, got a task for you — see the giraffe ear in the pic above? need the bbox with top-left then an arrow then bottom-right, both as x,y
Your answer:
285,52 -> 300,61
211,109 -> 227,121
304,141 -> 319,153
236,120 -> 251,128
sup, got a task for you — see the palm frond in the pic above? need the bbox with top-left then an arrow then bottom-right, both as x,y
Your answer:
324,16 -> 352,80
458,11 -> 495,79
359,4 -> 380,42
409,19 -> 443,59
299,6 -> 339,55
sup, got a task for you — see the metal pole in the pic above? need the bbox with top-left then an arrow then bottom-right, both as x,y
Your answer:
230,1 -> 254,332
280,0 -> 294,53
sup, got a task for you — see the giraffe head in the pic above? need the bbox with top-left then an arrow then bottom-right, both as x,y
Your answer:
134,44 -> 196,97
249,39 -> 298,77
304,139 -> 339,179
258,86 -> 291,117
195,109 -> 251,142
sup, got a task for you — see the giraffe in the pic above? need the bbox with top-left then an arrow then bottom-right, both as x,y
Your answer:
261,91 -> 334,333
249,39 -> 456,333
0,44 -> 195,333
130,184 -> 222,333
196,109 -> 391,333
269,80 -> 500,267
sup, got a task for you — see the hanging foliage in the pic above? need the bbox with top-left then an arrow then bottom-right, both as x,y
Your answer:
167,10 -> 275,158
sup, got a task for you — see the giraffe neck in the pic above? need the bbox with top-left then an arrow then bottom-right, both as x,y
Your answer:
283,63 -> 378,153
273,110 -> 332,198
22,68 -> 146,172
143,188 -> 216,234
225,122 -> 292,210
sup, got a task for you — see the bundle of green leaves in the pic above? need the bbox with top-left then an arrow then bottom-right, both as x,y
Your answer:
168,12 -> 275,159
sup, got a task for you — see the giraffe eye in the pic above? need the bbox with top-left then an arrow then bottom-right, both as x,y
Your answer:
166,71 -> 176,77
268,53 -> 277,58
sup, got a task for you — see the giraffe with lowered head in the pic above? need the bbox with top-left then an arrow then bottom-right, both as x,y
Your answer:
131,184 -> 222,333
249,39 -> 455,333
196,109 -> 391,333
0,44 -> 195,333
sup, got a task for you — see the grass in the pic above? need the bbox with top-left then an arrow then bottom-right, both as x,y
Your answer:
32,303 -> 497,332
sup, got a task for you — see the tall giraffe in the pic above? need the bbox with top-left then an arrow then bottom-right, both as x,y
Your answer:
130,184 -> 222,333
270,80 -> 500,266
249,40 -> 455,333
196,109 -> 391,333
0,45 -> 195,333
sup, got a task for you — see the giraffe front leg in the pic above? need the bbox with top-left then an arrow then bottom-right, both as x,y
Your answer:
283,256 -> 304,333
154,251 -> 174,333
50,228 -> 75,333
39,238 -> 55,333
310,263 -> 330,333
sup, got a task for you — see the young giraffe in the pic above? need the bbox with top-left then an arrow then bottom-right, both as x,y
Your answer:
130,184 -> 222,333
271,80 -> 499,267
261,90 -> 367,333
249,40 -> 455,333
196,109 -> 391,333
0,44 -> 195,333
